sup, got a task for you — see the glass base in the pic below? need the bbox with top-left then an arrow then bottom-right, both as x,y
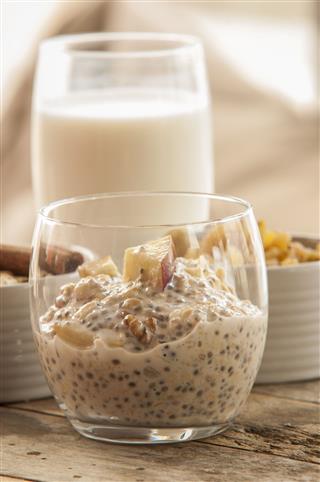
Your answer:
69,418 -> 231,444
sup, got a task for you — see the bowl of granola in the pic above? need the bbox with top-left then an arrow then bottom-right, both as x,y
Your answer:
256,222 -> 320,383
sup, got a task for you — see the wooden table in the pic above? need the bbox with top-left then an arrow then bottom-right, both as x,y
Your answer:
1,380 -> 319,482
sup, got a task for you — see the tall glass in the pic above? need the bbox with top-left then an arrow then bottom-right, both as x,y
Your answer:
30,192 -> 268,444
32,33 -> 213,210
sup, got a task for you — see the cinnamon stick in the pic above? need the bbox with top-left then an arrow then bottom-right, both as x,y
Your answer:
39,244 -> 84,275
0,244 -> 84,276
0,245 -> 31,276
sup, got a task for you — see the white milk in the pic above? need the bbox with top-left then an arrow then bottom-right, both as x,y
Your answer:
32,90 -> 213,226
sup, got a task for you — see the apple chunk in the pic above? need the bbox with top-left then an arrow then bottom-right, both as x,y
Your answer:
123,235 -> 176,290
78,256 -> 119,278
166,228 -> 199,257
166,228 -> 190,257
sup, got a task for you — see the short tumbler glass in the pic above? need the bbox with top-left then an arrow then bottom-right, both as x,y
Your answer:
30,192 -> 268,444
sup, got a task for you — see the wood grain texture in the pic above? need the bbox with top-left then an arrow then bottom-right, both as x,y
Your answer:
2,381 -> 319,482
254,380 -> 320,403
6,391 -> 320,463
0,477 -> 34,482
1,407 -> 319,482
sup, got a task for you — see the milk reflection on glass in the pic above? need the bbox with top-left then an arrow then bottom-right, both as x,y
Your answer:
32,33 -> 213,222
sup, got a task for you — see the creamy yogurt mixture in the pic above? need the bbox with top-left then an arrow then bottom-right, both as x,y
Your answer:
37,253 -> 267,428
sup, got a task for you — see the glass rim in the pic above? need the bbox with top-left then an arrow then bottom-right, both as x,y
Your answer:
39,191 -> 252,229
39,32 -> 202,59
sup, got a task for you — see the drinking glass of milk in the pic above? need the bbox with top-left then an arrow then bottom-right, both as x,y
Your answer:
32,33 -> 213,209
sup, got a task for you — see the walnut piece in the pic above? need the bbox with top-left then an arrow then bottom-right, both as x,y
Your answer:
123,314 -> 157,344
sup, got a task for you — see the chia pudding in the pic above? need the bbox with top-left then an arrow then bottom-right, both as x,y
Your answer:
36,236 -> 267,428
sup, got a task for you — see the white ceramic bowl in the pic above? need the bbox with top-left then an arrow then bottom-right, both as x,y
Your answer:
0,282 -> 52,402
0,244 -> 95,402
0,271 -> 81,402
256,236 -> 320,383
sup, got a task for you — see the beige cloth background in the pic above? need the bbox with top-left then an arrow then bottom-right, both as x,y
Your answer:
2,1 -> 319,245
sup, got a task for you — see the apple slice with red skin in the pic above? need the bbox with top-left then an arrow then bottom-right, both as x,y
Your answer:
123,235 -> 176,290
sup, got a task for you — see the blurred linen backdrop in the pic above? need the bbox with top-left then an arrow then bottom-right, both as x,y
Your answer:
2,1 -> 319,244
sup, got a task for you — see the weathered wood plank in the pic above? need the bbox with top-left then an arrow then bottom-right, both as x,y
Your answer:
1,407 -> 318,482
208,391 -> 320,464
4,388 -> 319,464
0,477 -> 35,482
253,380 -> 320,404
4,398 -> 61,417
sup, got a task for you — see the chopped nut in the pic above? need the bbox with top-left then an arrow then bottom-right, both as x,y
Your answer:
53,323 -> 94,348
74,277 -> 103,301
123,314 -> 155,344
78,256 -> 119,278
40,305 -> 58,323
121,298 -> 142,311
55,295 -> 67,308
74,300 -> 97,320
145,317 -> 157,333
60,283 -> 75,297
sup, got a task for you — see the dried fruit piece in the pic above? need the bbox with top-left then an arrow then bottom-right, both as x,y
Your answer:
259,220 -> 289,251
123,236 -> 175,290
280,257 -> 299,266
271,232 -> 290,252
258,220 -> 276,250
78,256 -> 119,278
53,323 -> 94,348
265,246 -> 286,262
259,220 -> 320,265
